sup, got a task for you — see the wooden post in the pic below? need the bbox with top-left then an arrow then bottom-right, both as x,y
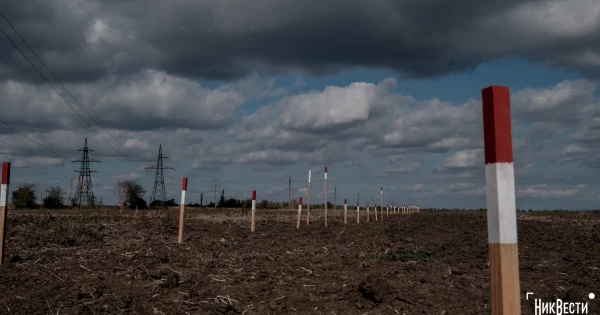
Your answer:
296,197 -> 302,229
307,170 -> 311,225
366,203 -> 370,222
482,85 -> 521,315
375,203 -> 378,221
343,199 -> 347,224
251,190 -> 256,232
324,166 -> 328,227
356,202 -> 360,224
178,177 -> 187,244
0,162 -> 10,264
381,187 -> 384,219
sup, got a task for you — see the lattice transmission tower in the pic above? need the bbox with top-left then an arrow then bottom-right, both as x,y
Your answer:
72,138 -> 100,208
145,144 -> 174,207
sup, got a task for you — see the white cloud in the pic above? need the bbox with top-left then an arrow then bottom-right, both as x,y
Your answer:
517,184 -> 582,199
278,78 -> 397,130
12,157 -> 64,168
406,184 -> 424,192
442,149 -> 482,169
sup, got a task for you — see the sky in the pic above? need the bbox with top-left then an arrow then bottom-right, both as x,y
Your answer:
0,0 -> 599,210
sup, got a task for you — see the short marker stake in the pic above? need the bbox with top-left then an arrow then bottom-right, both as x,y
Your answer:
178,177 -> 187,244
356,202 -> 360,224
251,190 -> 257,232
0,162 -> 10,264
324,166 -> 328,227
296,197 -> 303,229
307,170 -> 311,225
343,199 -> 347,224
482,85 -> 520,315
374,203 -> 378,221
366,203 -> 370,222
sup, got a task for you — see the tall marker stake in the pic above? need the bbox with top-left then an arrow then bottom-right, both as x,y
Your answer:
380,187 -> 384,219
178,177 -> 188,244
344,199 -> 347,224
483,86 -> 521,315
307,170 -> 311,225
324,167 -> 328,227
296,197 -> 303,229
356,202 -> 360,224
0,162 -> 10,264
251,190 -> 257,232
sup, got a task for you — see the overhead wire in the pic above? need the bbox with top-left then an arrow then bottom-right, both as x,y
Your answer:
0,19 -> 141,168
0,11 -> 148,164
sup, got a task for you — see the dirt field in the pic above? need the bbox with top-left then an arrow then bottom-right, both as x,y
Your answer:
0,208 -> 599,314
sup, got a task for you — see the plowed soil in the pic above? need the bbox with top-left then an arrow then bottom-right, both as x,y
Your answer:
0,209 -> 599,314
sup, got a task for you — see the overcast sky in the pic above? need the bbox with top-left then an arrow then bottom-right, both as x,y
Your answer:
0,0 -> 599,209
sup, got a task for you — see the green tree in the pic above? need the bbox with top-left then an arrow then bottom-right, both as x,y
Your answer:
12,183 -> 37,209
43,186 -> 65,209
118,181 -> 147,209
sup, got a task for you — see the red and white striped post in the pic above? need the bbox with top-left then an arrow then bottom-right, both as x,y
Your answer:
0,162 -> 10,264
356,201 -> 360,224
178,177 -> 188,244
343,199 -> 347,224
307,170 -> 311,225
296,197 -> 303,229
483,85 -> 520,314
251,190 -> 257,232
324,167 -> 328,227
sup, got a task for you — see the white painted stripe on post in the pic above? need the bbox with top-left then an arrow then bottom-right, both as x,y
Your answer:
180,190 -> 186,205
308,170 -> 311,183
0,184 -> 7,206
485,163 -> 518,244
251,200 -> 256,211
298,204 -> 302,213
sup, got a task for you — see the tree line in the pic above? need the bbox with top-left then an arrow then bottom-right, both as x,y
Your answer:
9,181 -> 331,210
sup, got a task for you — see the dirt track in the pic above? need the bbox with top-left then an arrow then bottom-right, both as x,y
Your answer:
0,209 -> 599,314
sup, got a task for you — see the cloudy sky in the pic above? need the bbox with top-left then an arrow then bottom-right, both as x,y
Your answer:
0,0 -> 599,209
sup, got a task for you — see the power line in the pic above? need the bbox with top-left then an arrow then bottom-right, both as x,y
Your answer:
0,11 -> 147,163
0,137 -> 43,157
0,20 -> 140,168
0,119 -> 70,161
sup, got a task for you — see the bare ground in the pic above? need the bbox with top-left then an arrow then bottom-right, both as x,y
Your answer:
0,208 -> 599,314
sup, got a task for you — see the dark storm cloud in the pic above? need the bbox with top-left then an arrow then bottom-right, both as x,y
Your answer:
1,0 -> 599,83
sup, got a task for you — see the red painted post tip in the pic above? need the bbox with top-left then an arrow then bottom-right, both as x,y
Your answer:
1,162 -> 10,185
344,199 -> 347,204
182,177 -> 188,191
299,197 -> 302,204
252,190 -> 256,200
482,85 -> 514,164
324,166 -> 327,173
357,201 -> 359,206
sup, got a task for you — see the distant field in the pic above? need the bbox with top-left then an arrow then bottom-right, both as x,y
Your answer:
0,209 -> 599,314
